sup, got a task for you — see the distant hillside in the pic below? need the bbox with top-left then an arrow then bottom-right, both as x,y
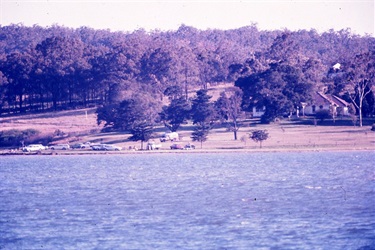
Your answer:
0,24 -> 373,115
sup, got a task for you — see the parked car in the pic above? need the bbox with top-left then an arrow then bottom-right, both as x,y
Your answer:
90,144 -> 121,151
70,142 -> 91,149
22,144 -> 47,152
160,132 -> 179,142
70,143 -> 85,149
184,144 -> 195,150
50,144 -> 70,150
170,144 -> 183,150
101,144 -> 122,151
147,141 -> 162,150
90,144 -> 104,150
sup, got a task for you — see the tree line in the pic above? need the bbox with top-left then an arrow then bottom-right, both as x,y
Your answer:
0,24 -> 374,138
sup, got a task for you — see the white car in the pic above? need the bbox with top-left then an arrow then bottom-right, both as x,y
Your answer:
101,144 -> 122,151
22,144 -> 47,152
90,144 -> 104,150
147,142 -> 162,150
50,144 -> 70,150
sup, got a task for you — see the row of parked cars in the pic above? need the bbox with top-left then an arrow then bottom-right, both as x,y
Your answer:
22,142 -> 195,152
170,143 -> 196,150
146,142 -> 195,150
22,142 -> 122,152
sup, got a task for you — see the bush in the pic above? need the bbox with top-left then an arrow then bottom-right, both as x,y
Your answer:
26,133 -> 53,145
0,128 -> 56,148
0,129 -> 40,147
371,123 -> 375,131
315,109 -> 331,121
249,129 -> 269,148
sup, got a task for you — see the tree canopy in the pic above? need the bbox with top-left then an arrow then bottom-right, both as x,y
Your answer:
0,24 -> 374,136
236,62 -> 313,123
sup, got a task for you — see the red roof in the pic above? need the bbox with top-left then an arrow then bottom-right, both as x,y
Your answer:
312,92 -> 349,107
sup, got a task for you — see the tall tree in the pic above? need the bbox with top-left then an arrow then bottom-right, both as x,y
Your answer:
190,89 -> 216,146
190,89 -> 216,126
215,87 -> 244,140
89,41 -> 140,105
96,94 -> 161,149
236,62 -> 313,123
35,36 -> 87,109
160,96 -> 191,132
0,71 -> 8,113
344,50 -> 375,127
139,47 -> 173,100
191,124 -> 210,149
266,32 -> 303,67
1,49 -> 35,112
172,42 -> 200,100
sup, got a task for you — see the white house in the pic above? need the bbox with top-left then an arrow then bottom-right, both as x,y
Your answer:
304,92 -> 350,117
252,106 -> 266,118
250,91 -> 350,118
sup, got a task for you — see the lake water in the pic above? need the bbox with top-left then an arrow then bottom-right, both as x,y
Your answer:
0,151 -> 374,249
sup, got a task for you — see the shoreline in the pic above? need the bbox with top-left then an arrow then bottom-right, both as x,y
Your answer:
1,145 -> 373,156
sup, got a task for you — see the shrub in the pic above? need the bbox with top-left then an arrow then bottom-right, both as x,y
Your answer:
249,129 -> 269,148
315,109 -> 331,122
0,129 -> 40,147
26,133 -> 53,145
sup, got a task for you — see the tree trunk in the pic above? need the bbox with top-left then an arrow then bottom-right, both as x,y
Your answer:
18,93 -> 23,113
184,68 -> 189,101
359,102 -> 363,127
53,98 -> 57,111
233,120 -> 238,140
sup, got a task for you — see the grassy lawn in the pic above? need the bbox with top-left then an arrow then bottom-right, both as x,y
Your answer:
0,108 -> 374,153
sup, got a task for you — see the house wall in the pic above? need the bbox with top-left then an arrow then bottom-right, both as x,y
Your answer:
252,106 -> 265,118
337,106 -> 349,116
304,104 -> 331,115
304,104 -> 349,116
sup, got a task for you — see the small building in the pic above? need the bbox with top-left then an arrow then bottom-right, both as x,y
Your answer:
252,106 -> 266,118
304,92 -> 350,117
249,91 -> 350,118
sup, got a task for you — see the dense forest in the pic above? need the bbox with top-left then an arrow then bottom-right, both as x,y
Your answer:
0,24 -> 374,129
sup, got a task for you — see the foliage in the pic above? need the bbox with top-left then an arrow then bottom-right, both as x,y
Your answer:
163,85 -> 184,100
128,123 -> 154,150
96,94 -> 161,149
190,89 -> 216,126
344,51 -> 375,127
214,87 -> 244,140
191,124 -> 210,149
96,104 -> 119,128
0,129 -> 40,147
160,97 -> 191,132
249,129 -> 269,148
0,24 -> 372,115
315,109 -> 332,122
236,62 -> 313,123
190,89 -> 216,143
